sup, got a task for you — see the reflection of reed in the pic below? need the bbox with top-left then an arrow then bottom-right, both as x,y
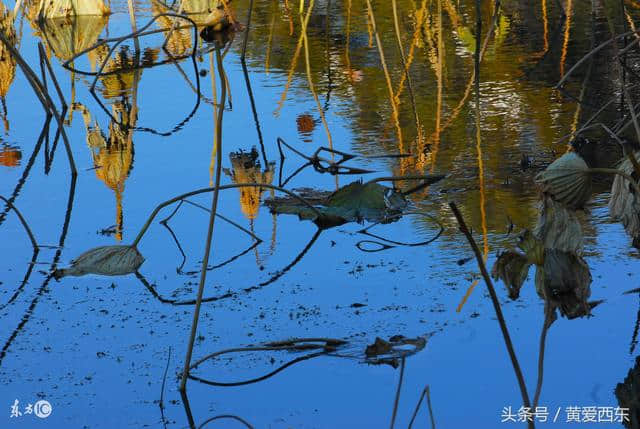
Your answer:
424,2 -> 499,148
0,3 -> 16,132
265,4 -> 276,74
423,0 -> 443,171
392,0 -> 420,141
560,0 -> 572,78
365,0 -> 403,152
475,82 -> 488,261
345,0 -> 352,79
393,0 -> 427,112
273,24 -> 304,117
543,0 -> 549,52
301,0 -> 333,150
283,0 -> 294,35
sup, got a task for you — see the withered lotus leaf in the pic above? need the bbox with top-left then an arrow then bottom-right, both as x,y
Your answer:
54,245 -> 144,279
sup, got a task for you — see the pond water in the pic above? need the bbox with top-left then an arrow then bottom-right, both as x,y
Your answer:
2,0 -> 640,427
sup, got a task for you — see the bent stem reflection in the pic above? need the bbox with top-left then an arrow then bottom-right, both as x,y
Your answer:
0,174 -> 77,367
408,385 -> 435,429
0,32 -> 76,175
135,227 -> 321,306
132,183 -> 323,248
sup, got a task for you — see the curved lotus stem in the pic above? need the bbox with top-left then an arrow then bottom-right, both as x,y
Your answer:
131,183 -> 324,247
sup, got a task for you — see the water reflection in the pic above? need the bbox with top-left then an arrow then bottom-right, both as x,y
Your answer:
223,148 -> 275,222
74,101 -> 135,241
4,0 -> 640,427
0,143 -> 20,167
0,3 -> 16,133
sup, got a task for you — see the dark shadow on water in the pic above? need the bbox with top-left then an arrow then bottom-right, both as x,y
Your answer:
0,174 -> 76,367
135,227 -> 322,305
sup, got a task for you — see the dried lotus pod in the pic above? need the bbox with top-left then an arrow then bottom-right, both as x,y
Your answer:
535,152 -> 592,210
54,245 -> 144,279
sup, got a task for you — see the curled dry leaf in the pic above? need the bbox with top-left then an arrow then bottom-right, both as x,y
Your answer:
609,152 -> 640,247
535,152 -> 592,210
534,195 -> 584,254
491,250 -> 532,300
54,245 -> 144,279
534,249 -> 592,319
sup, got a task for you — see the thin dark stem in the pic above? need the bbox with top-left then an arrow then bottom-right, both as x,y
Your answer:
448,202 -> 533,429
389,357 -> 405,429
242,0 -> 254,61
0,31 -> 76,175
178,45 -> 227,427
631,294 -> 640,355
533,308 -> 553,409
407,387 -> 426,429
426,386 -> 435,429
241,60 -> 268,166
